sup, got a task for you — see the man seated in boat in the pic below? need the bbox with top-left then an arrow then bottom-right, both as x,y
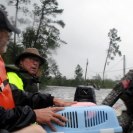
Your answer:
6,47 -> 46,93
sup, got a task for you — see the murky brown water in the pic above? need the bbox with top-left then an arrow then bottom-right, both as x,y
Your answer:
40,86 -> 126,115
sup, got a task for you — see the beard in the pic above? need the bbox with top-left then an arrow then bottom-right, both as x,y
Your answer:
3,45 -> 8,53
0,42 -> 8,54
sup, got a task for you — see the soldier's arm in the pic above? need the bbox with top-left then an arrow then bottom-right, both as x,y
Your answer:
102,70 -> 133,106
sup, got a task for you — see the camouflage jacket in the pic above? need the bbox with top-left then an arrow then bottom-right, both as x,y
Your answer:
102,70 -> 133,132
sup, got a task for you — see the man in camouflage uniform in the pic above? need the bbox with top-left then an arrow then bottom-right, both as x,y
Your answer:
102,70 -> 133,133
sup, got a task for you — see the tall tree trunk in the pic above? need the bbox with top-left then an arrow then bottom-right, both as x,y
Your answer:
102,43 -> 111,86
14,0 -> 19,45
34,5 -> 45,46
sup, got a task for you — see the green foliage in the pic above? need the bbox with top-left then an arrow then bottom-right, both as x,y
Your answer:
31,0 -> 66,53
103,28 -> 122,84
75,64 -> 83,81
107,28 -> 121,60
101,79 -> 117,88
2,42 -> 23,64
45,76 -> 117,88
91,74 -> 102,87
48,58 -> 61,77
50,62 -> 61,77
22,27 -> 36,48
40,64 -> 116,88
3,0 -> 66,81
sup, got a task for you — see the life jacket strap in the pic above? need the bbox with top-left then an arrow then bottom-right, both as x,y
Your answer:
0,79 -> 8,92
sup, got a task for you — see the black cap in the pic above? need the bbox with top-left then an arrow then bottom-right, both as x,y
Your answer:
0,9 -> 20,34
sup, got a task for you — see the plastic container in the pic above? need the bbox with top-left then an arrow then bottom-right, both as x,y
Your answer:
43,105 -> 122,133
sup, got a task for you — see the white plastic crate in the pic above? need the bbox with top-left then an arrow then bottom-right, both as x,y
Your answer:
43,105 -> 122,133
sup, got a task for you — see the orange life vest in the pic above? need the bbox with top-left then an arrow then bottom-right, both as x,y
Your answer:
0,56 -> 15,109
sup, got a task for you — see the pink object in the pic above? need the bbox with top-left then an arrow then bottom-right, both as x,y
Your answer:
71,102 -> 96,118
71,102 -> 96,107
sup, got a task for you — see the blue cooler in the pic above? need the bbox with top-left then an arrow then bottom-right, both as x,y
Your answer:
43,105 -> 122,133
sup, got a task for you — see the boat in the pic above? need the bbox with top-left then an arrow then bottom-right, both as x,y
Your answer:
74,85 -> 97,103
43,85 -> 123,133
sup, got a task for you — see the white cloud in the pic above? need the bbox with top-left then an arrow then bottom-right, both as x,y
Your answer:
53,0 -> 133,80
2,0 -> 133,80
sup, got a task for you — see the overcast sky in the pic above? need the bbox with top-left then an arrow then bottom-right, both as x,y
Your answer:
50,0 -> 133,80
2,0 -> 133,80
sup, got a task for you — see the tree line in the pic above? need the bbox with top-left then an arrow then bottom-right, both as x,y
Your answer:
41,64 -> 117,89
1,0 -> 67,81
0,0 -> 122,88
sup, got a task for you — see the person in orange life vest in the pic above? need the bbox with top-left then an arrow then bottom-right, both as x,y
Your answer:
0,9 -> 76,133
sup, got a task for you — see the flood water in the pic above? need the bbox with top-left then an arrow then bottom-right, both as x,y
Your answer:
40,86 -> 126,114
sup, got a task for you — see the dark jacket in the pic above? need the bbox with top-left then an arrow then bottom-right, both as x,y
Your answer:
102,70 -> 133,133
0,84 -> 54,132
17,71 -> 40,93
0,129 -> 10,133
6,65 -> 40,93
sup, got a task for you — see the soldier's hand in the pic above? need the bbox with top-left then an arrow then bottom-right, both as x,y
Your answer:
53,98 -> 77,107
